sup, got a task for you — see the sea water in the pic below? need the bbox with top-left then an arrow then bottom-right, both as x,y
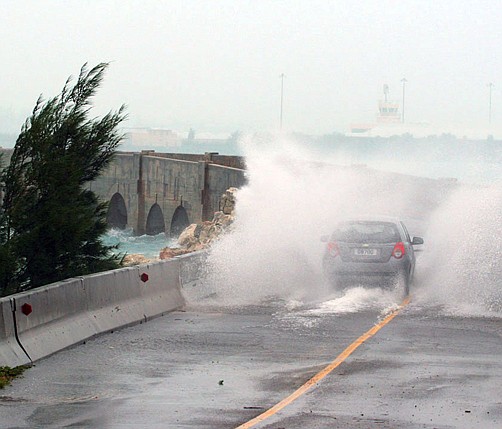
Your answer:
102,228 -> 178,258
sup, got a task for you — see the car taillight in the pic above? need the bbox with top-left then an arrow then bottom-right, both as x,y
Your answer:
327,241 -> 340,257
392,242 -> 405,259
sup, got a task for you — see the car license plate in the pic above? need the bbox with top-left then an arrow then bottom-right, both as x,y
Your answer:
354,248 -> 378,256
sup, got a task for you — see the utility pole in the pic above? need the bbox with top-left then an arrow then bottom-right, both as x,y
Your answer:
488,82 -> 494,125
401,78 -> 408,123
279,73 -> 285,130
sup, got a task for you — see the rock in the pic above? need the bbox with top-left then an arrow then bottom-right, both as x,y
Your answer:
122,254 -> 157,266
212,211 -> 234,228
178,223 -> 199,247
220,187 -> 237,215
159,247 -> 192,260
176,187 -> 239,252
186,242 -> 206,252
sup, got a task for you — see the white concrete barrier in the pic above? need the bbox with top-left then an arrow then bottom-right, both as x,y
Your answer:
85,267 -> 146,333
13,278 -> 94,363
138,259 -> 185,319
177,251 -> 209,287
85,262 -> 184,332
0,298 -> 29,367
0,258 -> 187,367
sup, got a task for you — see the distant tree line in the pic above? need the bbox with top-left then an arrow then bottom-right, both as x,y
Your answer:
0,63 -> 126,296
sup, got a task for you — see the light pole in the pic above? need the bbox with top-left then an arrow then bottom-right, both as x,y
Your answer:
401,78 -> 408,123
279,73 -> 285,130
488,82 -> 494,125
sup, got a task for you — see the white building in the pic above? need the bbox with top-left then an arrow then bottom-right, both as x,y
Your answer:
123,128 -> 182,149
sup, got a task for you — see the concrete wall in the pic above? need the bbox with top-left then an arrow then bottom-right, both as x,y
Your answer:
89,152 -> 140,229
206,164 -> 247,218
141,155 -> 202,235
0,256 -> 198,368
92,151 -> 246,235
146,152 -> 245,170
1,148 -> 246,236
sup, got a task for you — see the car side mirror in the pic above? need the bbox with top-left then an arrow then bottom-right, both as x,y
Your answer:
412,237 -> 424,245
320,235 -> 329,242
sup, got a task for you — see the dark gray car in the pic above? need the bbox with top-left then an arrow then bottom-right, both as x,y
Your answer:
321,217 -> 424,295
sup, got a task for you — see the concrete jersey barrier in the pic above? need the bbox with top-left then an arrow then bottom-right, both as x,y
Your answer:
0,298 -> 30,367
13,278 -> 93,364
0,257 -> 188,367
177,251 -> 209,287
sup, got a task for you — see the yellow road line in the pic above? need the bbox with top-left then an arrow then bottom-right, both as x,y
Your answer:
236,297 -> 411,429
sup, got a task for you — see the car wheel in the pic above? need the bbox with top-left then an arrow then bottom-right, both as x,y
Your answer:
396,272 -> 410,297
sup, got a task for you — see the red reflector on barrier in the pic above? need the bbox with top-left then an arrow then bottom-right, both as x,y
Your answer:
140,273 -> 149,283
21,303 -> 32,316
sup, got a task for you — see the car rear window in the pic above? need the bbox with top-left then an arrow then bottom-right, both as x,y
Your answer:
332,221 -> 400,243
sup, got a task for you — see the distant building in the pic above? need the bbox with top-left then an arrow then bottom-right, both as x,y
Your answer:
123,128 -> 181,149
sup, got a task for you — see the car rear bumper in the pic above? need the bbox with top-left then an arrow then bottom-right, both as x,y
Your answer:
323,258 -> 410,286
333,271 -> 399,287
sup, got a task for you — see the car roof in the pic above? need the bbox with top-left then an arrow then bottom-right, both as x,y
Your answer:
338,215 -> 402,224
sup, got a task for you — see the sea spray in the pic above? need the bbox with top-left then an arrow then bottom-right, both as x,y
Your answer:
202,135 -> 501,318
415,183 -> 502,316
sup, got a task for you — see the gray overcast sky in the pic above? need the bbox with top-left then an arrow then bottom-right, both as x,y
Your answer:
1,0 -> 501,135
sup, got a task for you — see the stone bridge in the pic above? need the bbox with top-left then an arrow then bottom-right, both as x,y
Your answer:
0,149 -> 246,236
90,151 -> 246,236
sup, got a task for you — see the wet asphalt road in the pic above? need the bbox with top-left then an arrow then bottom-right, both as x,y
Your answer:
0,292 -> 501,429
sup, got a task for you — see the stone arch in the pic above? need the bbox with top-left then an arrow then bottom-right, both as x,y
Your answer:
146,203 -> 165,235
107,192 -> 127,230
170,205 -> 190,237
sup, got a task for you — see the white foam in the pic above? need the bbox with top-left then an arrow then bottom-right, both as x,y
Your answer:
415,184 -> 502,317
308,287 -> 401,315
202,135 -> 501,318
